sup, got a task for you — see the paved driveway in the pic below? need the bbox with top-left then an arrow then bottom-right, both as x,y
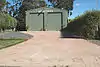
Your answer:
0,31 -> 100,67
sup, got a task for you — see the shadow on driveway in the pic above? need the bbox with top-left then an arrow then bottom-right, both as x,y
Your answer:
60,31 -> 83,39
88,40 -> 100,46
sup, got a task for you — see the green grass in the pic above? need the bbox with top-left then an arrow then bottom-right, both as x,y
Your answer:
0,39 -> 25,50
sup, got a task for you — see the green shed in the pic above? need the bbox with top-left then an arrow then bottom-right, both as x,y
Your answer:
26,7 -> 68,31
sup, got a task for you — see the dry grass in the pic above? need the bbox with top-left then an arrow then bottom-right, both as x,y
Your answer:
0,39 -> 24,49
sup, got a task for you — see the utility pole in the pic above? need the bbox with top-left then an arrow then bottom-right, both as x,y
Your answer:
96,0 -> 99,9
96,0 -> 99,36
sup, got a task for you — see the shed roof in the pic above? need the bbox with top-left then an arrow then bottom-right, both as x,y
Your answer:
26,7 -> 67,13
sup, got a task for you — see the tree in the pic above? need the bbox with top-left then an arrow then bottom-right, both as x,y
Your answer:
5,13 -> 17,31
0,12 -> 17,32
48,0 -> 74,11
0,0 -> 6,10
0,0 -> 17,32
6,0 -> 23,17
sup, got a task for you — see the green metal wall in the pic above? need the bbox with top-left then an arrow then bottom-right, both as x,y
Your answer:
26,7 -> 68,31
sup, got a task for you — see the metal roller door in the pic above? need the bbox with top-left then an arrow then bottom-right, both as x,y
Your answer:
47,13 -> 62,31
29,13 -> 44,31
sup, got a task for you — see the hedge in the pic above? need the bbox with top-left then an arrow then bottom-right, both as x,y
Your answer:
0,12 -> 17,32
62,10 -> 100,39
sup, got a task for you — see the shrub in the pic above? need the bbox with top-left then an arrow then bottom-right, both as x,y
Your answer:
63,10 -> 100,39
0,12 -> 17,32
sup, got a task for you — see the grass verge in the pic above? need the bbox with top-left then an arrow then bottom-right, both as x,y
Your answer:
0,39 -> 25,50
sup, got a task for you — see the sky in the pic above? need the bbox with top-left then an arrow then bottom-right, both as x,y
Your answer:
45,0 -> 100,19
7,0 -> 100,19
69,0 -> 100,19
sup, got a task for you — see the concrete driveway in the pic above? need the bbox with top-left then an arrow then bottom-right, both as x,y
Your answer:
0,31 -> 100,67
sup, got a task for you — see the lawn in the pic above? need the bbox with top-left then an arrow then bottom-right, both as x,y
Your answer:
0,39 -> 24,49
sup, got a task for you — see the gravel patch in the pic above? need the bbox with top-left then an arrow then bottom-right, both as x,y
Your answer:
0,32 -> 33,39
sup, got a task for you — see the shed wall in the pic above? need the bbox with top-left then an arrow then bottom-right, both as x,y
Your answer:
26,8 -> 68,31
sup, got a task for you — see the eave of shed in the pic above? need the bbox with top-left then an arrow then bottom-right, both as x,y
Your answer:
26,7 -> 67,13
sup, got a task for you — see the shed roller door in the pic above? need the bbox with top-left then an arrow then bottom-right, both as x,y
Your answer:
29,14 -> 43,31
47,13 -> 61,31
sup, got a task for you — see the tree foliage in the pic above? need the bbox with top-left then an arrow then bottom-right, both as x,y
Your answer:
4,0 -> 23,17
0,12 -> 17,32
48,0 -> 74,10
0,0 -> 6,9
0,0 -> 17,32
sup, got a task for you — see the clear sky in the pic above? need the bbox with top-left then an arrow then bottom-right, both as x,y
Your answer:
69,0 -> 100,19
7,0 -> 100,19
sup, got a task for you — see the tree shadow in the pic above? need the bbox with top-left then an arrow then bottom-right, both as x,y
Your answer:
60,31 -> 84,39
88,39 -> 100,46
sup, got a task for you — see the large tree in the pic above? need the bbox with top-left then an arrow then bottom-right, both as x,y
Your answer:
0,0 -> 17,32
48,0 -> 74,11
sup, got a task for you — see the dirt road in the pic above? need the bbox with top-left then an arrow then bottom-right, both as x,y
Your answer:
0,31 -> 100,67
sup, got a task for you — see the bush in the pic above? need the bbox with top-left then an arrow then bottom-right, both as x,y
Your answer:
0,12 -> 17,32
63,10 -> 100,39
